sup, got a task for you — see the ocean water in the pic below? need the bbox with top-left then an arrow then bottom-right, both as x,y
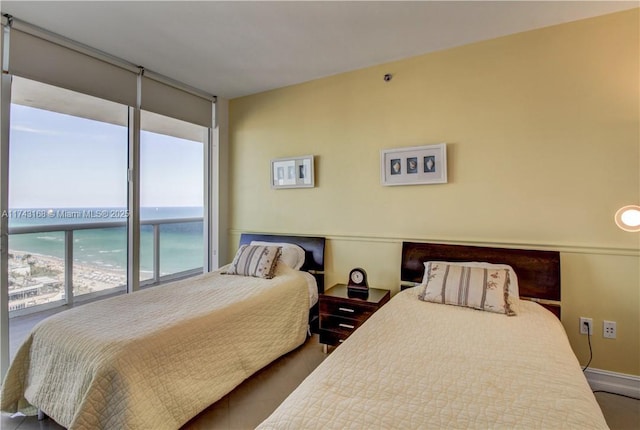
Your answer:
7,207 -> 204,276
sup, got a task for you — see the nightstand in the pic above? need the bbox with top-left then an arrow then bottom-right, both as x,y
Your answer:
319,284 -> 391,353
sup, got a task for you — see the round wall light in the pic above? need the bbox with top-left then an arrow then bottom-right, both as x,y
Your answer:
614,205 -> 640,232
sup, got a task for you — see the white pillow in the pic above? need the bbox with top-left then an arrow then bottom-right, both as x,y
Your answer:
251,241 -> 306,270
423,261 -> 520,314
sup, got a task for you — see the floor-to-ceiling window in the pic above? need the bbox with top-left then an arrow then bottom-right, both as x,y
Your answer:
8,77 -> 129,312
6,76 -> 213,313
140,111 -> 206,284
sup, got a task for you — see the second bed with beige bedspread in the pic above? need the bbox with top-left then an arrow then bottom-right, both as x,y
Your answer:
258,287 -> 608,429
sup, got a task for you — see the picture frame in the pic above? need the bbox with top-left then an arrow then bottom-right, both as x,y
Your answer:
381,143 -> 447,186
271,155 -> 315,189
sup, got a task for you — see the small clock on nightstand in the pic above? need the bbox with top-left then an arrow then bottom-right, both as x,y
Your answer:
348,267 -> 368,296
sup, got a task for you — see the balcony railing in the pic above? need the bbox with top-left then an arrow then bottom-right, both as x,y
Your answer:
7,217 -> 204,317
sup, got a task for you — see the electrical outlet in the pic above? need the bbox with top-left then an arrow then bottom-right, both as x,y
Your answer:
580,317 -> 593,335
603,320 -> 616,339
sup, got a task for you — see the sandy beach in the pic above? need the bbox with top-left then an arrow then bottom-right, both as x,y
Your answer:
9,251 -> 127,309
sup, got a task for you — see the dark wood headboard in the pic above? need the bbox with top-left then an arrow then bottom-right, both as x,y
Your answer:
401,242 -> 561,317
239,233 -> 326,293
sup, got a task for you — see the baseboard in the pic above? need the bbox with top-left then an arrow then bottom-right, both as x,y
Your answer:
585,368 -> 640,398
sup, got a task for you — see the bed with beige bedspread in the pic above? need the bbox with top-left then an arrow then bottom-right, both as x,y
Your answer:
258,287 -> 609,429
1,263 -> 309,429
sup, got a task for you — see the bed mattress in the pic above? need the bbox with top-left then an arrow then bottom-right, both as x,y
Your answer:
258,287 -> 608,429
1,264 -> 310,429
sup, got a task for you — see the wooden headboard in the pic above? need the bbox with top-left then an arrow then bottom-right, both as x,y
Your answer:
239,233 -> 326,293
401,242 -> 561,318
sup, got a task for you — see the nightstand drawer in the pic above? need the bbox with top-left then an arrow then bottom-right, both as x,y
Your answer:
319,329 -> 349,347
319,298 -> 376,319
319,314 -> 364,334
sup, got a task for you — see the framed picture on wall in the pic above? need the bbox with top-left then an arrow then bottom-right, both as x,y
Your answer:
381,143 -> 447,186
271,155 -> 315,189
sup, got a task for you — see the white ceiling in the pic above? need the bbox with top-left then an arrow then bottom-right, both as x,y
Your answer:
1,1 -> 637,99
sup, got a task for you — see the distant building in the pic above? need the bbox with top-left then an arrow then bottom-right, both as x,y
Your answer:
10,265 -> 31,276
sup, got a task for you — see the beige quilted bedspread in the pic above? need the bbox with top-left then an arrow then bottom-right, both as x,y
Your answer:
259,288 -> 609,429
1,264 -> 309,429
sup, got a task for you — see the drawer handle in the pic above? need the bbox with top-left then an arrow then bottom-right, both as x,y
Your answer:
339,323 -> 355,329
339,307 -> 355,313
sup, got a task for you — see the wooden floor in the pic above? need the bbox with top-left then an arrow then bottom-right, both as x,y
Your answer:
2,308 -> 639,430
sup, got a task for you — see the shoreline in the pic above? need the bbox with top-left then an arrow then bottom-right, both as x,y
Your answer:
8,251 -> 141,308
9,250 -> 154,277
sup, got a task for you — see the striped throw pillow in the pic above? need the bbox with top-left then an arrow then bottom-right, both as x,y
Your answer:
224,245 -> 281,279
419,262 -> 515,315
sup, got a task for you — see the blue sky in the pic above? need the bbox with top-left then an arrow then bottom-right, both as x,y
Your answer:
9,104 -> 203,208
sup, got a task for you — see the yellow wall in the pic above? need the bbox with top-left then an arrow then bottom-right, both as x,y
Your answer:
228,10 -> 640,375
